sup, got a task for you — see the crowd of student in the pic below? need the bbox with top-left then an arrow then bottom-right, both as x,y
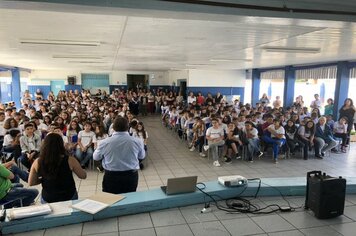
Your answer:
1,88 -> 173,208
163,92 -> 355,167
0,87 -> 355,209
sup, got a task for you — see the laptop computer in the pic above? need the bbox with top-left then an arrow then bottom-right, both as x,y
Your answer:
161,176 -> 198,195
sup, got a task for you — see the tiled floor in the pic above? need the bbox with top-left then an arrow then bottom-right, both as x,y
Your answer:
9,115 -> 356,236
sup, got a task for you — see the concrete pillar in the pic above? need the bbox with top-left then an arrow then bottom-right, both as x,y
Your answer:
11,68 -> 21,109
283,66 -> 296,107
333,61 -> 350,120
251,69 -> 261,107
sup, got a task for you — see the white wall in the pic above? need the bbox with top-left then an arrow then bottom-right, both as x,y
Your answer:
26,69 -> 246,88
28,70 -> 171,86
168,70 -> 189,85
111,71 -> 169,86
29,70 -> 81,85
188,69 -> 246,87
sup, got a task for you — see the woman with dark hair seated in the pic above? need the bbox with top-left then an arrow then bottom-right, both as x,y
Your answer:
284,119 -> 304,156
28,133 -> 86,203
2,129 -> 22,162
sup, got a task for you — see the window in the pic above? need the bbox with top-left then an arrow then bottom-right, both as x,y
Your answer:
295,66 -> 336,114
259,70 -> 285,106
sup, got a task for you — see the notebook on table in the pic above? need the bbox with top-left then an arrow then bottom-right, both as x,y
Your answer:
161,176 -> 198,195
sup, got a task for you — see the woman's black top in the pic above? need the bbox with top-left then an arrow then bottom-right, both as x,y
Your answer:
339,106 -> 355,125
40,155 -> 76,203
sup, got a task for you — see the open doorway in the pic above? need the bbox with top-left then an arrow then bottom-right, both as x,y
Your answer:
177,79 -> 187,100
127,74 -> 149,92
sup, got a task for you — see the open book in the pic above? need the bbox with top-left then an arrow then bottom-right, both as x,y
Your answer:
7,204 -> 52,220
72,192 -> 125,214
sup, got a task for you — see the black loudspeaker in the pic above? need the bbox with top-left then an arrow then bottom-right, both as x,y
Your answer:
67,76 -> 76,85
305,171 -> 346,219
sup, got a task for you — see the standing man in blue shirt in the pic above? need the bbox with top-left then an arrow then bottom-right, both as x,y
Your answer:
93,117 -> 145,194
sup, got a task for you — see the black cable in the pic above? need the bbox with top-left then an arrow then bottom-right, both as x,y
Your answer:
196,178 -> 303,215
260,182 -> 304,211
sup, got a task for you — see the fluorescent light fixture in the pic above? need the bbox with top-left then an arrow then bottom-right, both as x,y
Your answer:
170,68 -> 189,70
261,46 -> 320,53
186,64 -> 213,67
53,55 -> 104,59
20,39 -> 101,47
209,58 -> 252,62
68,61 -> 109,64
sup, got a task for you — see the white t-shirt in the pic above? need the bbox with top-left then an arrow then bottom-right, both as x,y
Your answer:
169,111 -> 179,120
206,126 -> 224,139
0,121 -> 6,136
37,122 -> 48,132
134,131 -> 148,141
62,135 -> 69,144
77,130 -> 96,148
3,134 -> 14,146
268,124 -> 286,139
187,96 -> 196,104
244,127 -> 258,139
333,122 -> 347,134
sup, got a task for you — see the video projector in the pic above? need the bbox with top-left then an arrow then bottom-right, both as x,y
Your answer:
218,175 -> 247,187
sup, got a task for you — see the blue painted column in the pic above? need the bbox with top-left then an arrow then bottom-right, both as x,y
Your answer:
11,68 -> 21,109
334,61 -> 350,120
251,69 -> 261,107
283,66 -> 296,107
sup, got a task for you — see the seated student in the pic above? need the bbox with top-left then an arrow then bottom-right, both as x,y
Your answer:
129,119 -> 138,136
75,122 -> 96,169
206,118 -> 225,167
133,121 -> 148,169
29,133 -> 86,203
18,116 -> 30,133
284,119 -> 304,156
244,121 -> 263,162
2,160 -> 29,183
94,124 -> 109,172
2,129 -> 22,162
19,123 -> 41,170
333,117 -> 348,152
3,117 -> 21,135
223,122 -> 243,164
326,114 -> 335,130
184,113 -> 195,147
53,126 -> 69,150
314,116 -> 337,158
66,120 -> 81,154
168,106 -> 179,128
0,112 -> 6,148
189,118 -> 206,157
31,116 -> 48,138
297,120 -> 316,160
263,118 -> 286,163
0,163 -> 38,209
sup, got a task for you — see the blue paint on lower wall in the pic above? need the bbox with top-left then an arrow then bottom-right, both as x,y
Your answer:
150,85 -> 173,93
65,85 -> 82,92
109,85 -> 127,94
188,87 -> 245,103
28,85 -> 51,100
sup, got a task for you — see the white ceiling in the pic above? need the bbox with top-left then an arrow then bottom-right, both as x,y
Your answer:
0,1 -> 356,72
